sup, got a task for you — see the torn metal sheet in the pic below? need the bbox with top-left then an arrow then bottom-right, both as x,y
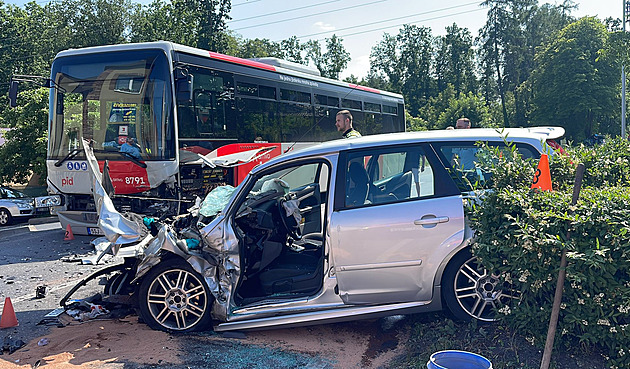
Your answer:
82,139 -> 146,246
200,146 -> 276,168
133,225 -> 186,280
201,216 -> 240,321
74,139 -> 247,325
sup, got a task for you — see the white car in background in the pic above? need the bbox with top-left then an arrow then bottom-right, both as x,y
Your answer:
0,186 -> 35,226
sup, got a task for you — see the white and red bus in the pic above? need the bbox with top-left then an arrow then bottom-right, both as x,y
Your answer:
26,42 -> 405,234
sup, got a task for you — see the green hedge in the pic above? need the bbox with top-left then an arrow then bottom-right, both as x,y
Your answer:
467,137 -> 630,368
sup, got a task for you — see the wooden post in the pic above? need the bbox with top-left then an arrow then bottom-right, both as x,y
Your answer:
540,163 -> 585,369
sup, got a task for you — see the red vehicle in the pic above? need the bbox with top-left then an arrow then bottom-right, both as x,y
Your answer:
12,42 -> 405,235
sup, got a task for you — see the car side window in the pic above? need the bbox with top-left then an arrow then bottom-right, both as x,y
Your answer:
513,143 -> 539,159
434,141 -> 541,192
344,146 -> 435,208
248,163 -> 318,195
438,143 -> 479,171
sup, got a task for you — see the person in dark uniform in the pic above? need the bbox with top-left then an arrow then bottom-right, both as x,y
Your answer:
335,110 -> 361,138
455,117 -> 471,129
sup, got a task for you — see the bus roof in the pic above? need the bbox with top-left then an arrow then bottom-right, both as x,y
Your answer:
54,41 -> 404,101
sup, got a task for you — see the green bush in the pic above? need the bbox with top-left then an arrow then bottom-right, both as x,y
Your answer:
467,137 -> 630,368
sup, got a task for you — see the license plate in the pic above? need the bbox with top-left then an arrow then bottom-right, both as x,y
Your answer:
87,227 -> 104,235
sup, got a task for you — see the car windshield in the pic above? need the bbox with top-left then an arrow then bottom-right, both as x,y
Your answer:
0,187 -> 28,199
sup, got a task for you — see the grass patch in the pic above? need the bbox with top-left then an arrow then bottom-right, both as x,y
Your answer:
391,313 -> 608,369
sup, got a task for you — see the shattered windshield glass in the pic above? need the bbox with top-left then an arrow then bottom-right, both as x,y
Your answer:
199,185 -> 236,218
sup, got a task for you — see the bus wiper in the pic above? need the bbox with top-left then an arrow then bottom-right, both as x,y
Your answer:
93,149 -> 148,169
54,148 -> 82,167
118,152 -> 148,168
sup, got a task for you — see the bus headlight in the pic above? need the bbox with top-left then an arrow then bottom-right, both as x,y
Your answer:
35,195 -> 63,208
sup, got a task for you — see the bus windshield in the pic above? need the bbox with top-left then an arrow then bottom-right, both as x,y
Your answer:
48,49 -> 175,161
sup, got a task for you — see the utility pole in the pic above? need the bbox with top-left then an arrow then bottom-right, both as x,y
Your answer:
623,0 -> 630,138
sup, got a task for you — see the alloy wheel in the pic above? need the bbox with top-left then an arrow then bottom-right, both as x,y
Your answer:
145,268 -> 208,331
453,256 -> 519,322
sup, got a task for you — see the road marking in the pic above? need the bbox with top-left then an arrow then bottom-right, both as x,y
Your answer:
1,224 -> 27,232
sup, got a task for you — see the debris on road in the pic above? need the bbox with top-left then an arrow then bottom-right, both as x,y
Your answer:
37,308 -> 67,327
0,336 -> 25,355
35,285 -> 47,299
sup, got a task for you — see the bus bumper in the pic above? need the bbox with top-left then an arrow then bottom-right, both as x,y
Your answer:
57,210 -> 103,236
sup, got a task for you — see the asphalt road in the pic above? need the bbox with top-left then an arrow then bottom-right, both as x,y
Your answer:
0,218 -> 410,368
0,218 -> 109,344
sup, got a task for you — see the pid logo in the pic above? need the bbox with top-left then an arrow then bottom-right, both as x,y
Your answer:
61,177 -> 74,187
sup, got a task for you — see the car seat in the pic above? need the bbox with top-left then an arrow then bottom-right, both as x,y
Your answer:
346,162 -> 369,207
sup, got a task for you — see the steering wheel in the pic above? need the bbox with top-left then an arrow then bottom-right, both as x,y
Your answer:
278,198 -> 302,240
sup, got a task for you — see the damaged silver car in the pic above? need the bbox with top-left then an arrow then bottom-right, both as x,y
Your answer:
65,127 -> 564,332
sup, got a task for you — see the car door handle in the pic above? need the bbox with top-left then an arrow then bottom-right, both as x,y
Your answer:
414,216 -> 449,225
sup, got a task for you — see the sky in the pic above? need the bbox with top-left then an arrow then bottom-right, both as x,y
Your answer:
227,0 -> 623,79
4,0 -> 625,79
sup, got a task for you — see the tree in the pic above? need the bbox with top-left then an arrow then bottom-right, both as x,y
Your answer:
0,4 -> 30,110
397,25 -> 434,116
304,35 -> 351,79
279,36 -> 305,64
179,0 -> 232,52
478,0 -> 521,127
434,23 -> 477,95
129,0 -> 196,45
235,38 -> 282,59
0,89 -> 49,184
477,0 -> 573,127
321,35 -> 350,80
0,2 -> 58,100
305,40 -> 323,74
52,0 -> 131,48
369,33 -> 402,92
530,17 -> 618,141
405,111 -> 429,131
435,91 -> 495,129
417,84 -> 495,129
369,25 -> 434,116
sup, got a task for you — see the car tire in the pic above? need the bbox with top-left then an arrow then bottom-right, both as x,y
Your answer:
0,208 -> 12,226
104,270 -> 133,296
137,259 -> 213,332
442,249 -> 517,322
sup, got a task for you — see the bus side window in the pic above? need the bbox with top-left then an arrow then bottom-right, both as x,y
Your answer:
177,106 -> 197,138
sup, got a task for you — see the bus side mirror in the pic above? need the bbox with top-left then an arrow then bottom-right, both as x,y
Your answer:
8,80 -> 19,108
176,74 -> 193,103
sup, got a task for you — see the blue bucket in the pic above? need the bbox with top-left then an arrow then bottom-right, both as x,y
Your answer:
427,350 -> 492,369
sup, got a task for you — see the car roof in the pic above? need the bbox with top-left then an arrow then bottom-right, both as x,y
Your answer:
253,126 -> 564,174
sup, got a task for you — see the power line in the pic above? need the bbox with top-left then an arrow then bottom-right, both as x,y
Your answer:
295,1 -> 479,39
232,0 -> 387,31
324,7 -> 486,41
233,0 -> 262,7
0,1 -> 483,53
229,0 -> 340,23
